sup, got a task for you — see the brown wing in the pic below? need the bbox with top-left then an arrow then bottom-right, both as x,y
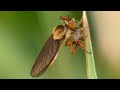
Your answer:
30,35 -> 64,77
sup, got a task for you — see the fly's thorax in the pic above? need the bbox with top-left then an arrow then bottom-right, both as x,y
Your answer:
52,25 -> 66,40
73,29 -> 81,40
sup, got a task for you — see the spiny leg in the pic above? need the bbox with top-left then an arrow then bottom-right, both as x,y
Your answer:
76,18 -> 83,27
72,40 -> 86,54
72,40 -> 84,54
79,26 -> 89,38
72,43 -> 79,54
80,26 -> 89,31
65,38 -> 75,54
70,42 -> 75,54
78,41 -> 91,54
77,40 -> 85,45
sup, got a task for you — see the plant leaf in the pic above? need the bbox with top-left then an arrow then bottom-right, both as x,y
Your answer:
82,11 -> 97,79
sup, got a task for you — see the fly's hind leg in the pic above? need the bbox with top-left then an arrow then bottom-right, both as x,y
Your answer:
65,38 -> 75,54
72,43 -> 79,54
79,26 -> 89,38
77,40 -> 91,54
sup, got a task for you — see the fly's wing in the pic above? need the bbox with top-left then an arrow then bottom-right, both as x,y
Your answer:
30,35 -> 64,77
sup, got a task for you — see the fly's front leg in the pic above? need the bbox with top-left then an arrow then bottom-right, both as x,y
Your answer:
76,18 -> 83,27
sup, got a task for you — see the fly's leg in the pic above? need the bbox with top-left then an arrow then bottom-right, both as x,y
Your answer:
76,40 -> 91,54
78,40 -> 85,45
65,38 -> 75,54
72,40 -> 85,54
76,18 -> 83,27
72,43 -> 79,54
79,26 -> 89,38
79,42 -> 91,54
70,42 -> 75,54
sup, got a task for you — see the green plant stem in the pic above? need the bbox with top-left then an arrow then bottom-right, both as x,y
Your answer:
82,11 -> 97,79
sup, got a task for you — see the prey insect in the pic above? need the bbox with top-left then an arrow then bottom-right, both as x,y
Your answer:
30,16 -> 90,77
30,25 -> 66,77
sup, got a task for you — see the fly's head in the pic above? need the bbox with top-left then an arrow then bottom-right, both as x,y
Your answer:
60,16 -> 77,31
60,16 -> 70,22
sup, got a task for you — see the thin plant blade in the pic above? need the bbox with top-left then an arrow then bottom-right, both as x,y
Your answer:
82,11 -> 97,79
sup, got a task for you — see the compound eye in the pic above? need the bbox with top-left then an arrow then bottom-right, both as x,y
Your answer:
60,16 -> 69,21
68,22 -> 76,31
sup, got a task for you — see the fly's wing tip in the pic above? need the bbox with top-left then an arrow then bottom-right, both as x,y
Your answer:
30,70 -> 37,78
30,68 -> 40,78
30,67 -> 45,78
30,35 -> 63,78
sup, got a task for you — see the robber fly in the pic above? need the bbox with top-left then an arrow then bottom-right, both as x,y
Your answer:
60,16 -> 90,54
30,16 -> 90,77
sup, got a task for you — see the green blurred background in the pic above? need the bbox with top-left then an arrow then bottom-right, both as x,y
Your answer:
0,11 -> 120,79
